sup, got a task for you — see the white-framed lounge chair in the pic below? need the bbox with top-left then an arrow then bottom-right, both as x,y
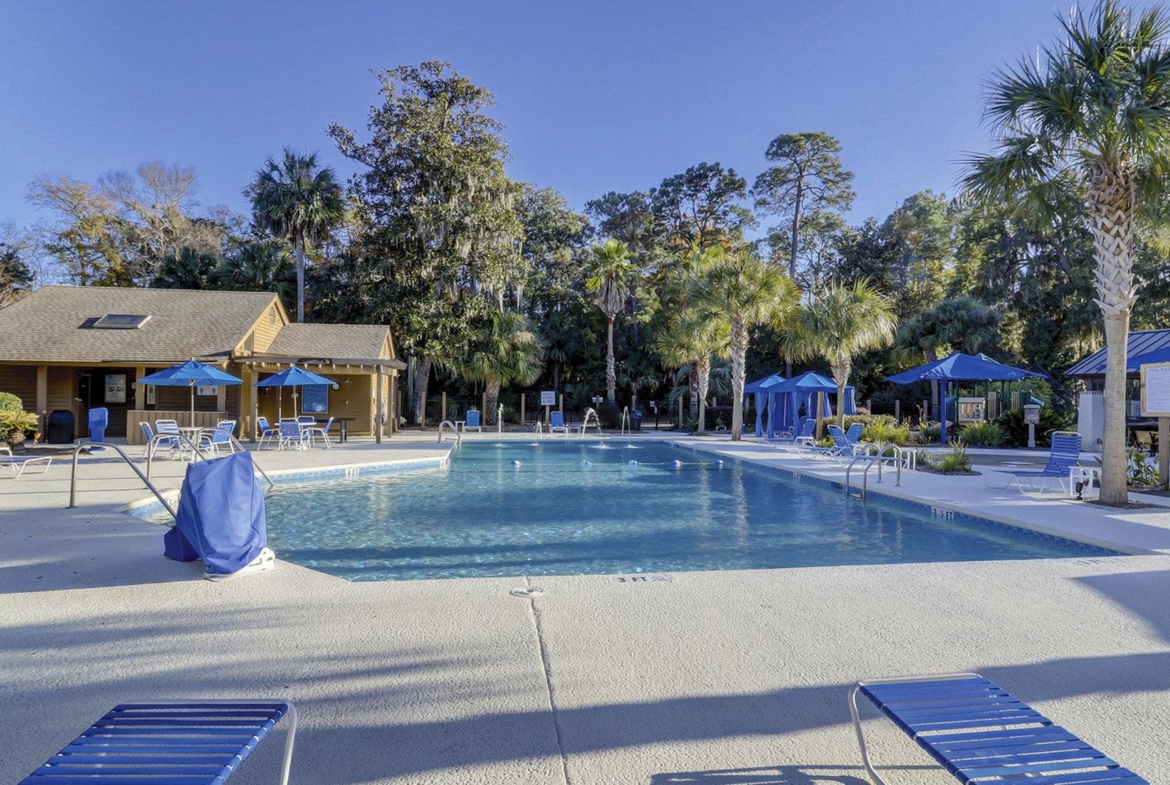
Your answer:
828,424 -> 865,458
256,417 -> 281,450
549,411 -> 569,436
463,410 -> 482,433
18,699 -> 298,785
304,417 -> 334,449
0,445 -> 52,478
850,673 -> 1149,785
769,418 -> 815,449
984,431 -> 1082,494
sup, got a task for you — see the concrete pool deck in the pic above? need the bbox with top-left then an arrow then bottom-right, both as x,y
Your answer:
2,432 -> 1168,784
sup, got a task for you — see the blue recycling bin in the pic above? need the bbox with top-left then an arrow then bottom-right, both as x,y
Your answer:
88,407 -> 108,443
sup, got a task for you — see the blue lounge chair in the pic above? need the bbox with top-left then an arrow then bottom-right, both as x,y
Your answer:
828,424 -> 865,457
0,445 -> 52,478
464,410 -> 482,433
844,422 -> 864,445
850,673 -> 1148,785
549,411 -> 569,436
256,417 -> 280,450
769,418 -> 815,448
20,700 -> 297,785
985,431 -> 1082,493
199,426 -> 235,457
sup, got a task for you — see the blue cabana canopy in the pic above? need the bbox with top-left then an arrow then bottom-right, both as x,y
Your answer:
886,353 -> 1043,441
765,371 -> 855,437
137,359 -> 243,427
744,373 -> 786,436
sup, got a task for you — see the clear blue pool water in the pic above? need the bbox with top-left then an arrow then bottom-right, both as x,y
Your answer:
257,441 -> 1117,581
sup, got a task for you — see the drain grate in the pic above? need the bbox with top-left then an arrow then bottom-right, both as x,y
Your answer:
510,586 -> 545,598
608,573 -> 673,584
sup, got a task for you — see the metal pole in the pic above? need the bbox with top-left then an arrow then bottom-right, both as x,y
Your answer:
375,367 -> 384,444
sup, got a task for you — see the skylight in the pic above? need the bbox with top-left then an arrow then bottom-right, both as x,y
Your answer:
92,314 -> 152,330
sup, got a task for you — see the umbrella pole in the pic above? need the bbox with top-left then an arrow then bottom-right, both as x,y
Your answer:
190,386 -> 195,428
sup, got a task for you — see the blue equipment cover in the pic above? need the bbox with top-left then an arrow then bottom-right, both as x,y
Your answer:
164,452 -> 267,577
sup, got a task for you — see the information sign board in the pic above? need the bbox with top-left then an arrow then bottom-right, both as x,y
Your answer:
1141,362 -> 1170,417
540,390 -> 556,406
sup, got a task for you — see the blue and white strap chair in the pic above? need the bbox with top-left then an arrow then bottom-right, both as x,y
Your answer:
850,673 -> 1149,785
0,445 -> 52,478
465,410 -> 482,433
139,422 -> 179,459
199,427 -> 234,457
304,417 -> 334,449
844,422 -> 864,445
984,430 -> 1082,494
255,417 -> 281,450
770,418 -> 814,449
19,700 -> 298,785
277,420 -> 307,451
549,411 -> 569,436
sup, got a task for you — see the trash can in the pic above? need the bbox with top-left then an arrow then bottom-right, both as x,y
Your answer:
47,410 -> 75,444
88,407 -> 109,443
630,410 -> 643,432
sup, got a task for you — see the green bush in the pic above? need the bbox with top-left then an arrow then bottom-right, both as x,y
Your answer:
931,441 -> 973,473
0,392 -> 23,412
958,421 -> 1007,448
0,409 -> 38,445
920,423 -> 941,443
1128,447 -> 1160,486
863,421 -> 912,446
597,401 -> 622,428
996,407 -> 1073,448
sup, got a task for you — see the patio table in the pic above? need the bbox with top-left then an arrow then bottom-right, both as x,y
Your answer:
314,416 -> 357,443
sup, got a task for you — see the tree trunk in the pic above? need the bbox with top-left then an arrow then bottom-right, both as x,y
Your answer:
294,233 -> 305,323
411,356 -> 431,426
730,317 -> 747,441
1089,164 -> 1137,505
688,364 -> 699,420
831,360 -> 851,429
485,375 -> 502,426
695,353 -> 711,434
606,317 -> 616,403
925,348 -> 940,414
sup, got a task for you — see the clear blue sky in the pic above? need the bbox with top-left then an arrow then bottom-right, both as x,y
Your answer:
1,1 -> 1075,233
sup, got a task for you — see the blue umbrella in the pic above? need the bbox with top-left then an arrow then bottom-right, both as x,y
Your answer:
886,353 -> 1043,442
137,359 -> 243,427
254,366 -> 338,420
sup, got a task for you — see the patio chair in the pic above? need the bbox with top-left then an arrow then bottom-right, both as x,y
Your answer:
139,421 -> 179,459
464,410 -> 482,433
216,419 -> 237,436
0,445 -> 52,478
256,417 -> 281,450
549,411 -> 569,436
304,416 -> 334,449
768,418 -> 814,448
828,424 -> 866,457
984,430 -> 1083,493
198,426 -> 235,457
844,422 -> 864,445
18,699 -> 298,785
849,673 -> 1149,785
277,420 -> 308,451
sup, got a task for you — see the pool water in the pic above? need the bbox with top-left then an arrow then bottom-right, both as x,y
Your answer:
258,442 -> 1116,581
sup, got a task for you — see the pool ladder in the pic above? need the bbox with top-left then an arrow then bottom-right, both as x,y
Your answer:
437,420 -> 462,448
844,444 -> 916,499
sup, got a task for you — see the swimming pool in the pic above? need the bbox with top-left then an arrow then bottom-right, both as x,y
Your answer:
256,441 -> 1117,581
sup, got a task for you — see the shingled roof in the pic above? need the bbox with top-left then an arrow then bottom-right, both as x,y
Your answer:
264,323 -> 393,361
0,286 -> 279,364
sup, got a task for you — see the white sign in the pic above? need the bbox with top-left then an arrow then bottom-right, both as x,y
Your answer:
1141,363 -> 1170,417
608,573 -> 673,584
104,374 -> 126,403
196,385 -> 218,397
540,390 -> 556,406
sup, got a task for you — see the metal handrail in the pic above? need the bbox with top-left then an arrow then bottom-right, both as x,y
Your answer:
437,420 -> 462,447
145,431 -> 274,490
876,444 -> 915,487
69,441 -> 178,519
845,445 -> 883,499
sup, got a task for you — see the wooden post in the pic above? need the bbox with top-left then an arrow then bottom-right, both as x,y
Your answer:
924,398 -> 930,423
815,392 -> 825,441
866,398 -> 872,414
520,393 -> 525,427
894,399 -> 901,423
441,391 -> 447,422
375,366 -> 384,444
246,367 -> 258,441
559,394 -> 564,415
1159,417 -> 1169,490
35,364 -> 47,438
396,389 -> 403,433
482,392 -> 487,421
545,404 -> 551,425
389,372 -> 398,435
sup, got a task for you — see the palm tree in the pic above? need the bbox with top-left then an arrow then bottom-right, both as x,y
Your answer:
786,279 -> 897,429
585,239 -> 636,403
893,296 -> 1001,412
219,240 -> 296,304
459,309 -> 544,426
657,311 -> 728,433
690,248 -> 799,440
963,0 -> 1170,504
246,149 -> 346,323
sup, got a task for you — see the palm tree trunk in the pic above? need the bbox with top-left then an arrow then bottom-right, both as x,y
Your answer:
688,364 -> 699,420
485,376 -> 502,426
832,360 -> 850,429
294,234 -> 305,323
730,317 -> 747,441
695,353 -> 710,434
606,317 -> 616,403
411,356 -> 431,426
1089,164 -> 1137,505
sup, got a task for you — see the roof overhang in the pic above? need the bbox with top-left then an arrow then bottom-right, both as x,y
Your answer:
233,353 -> 406,372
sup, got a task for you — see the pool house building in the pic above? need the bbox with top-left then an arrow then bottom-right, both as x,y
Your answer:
0,286 -> 405,443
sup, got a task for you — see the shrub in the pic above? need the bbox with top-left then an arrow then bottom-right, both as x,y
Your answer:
919,423 -> 941,443
930,441 -> 973,473
0,409 -> 38,446
996,407 -> 1073,448
0,392 -> 23,412
1128,447 -> 1160,486
957,421 -> 1006,448
863,421 -> 912,446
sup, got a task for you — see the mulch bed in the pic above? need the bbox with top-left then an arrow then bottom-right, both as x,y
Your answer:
916,467 -> 983,476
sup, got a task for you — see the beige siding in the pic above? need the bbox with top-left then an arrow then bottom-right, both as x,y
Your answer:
0,365 -> 37,407
250,304 -> 284,354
